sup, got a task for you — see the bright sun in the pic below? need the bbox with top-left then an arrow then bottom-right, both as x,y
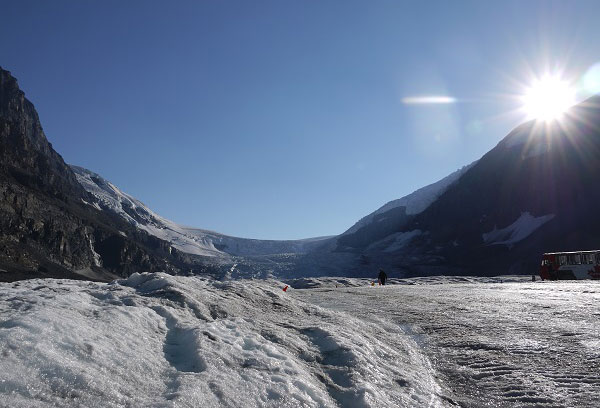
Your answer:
522,75 -> 576,121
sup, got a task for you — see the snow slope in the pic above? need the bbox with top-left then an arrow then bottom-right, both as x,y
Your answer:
0,274 -> 445,407
343,162 -> 476,236
2,274 -> 598,407
71,166 -> 331,258
482,212 -> 555,247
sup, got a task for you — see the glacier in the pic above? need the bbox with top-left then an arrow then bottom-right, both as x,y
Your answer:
2,274 -> 599,407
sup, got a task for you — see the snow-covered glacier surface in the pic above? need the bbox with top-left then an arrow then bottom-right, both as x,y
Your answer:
1,274 -> 599,407
0,274 -> 444,407
302,280 -> 600,407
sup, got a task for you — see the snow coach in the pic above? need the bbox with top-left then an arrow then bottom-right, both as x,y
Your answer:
539,250 -> 600,280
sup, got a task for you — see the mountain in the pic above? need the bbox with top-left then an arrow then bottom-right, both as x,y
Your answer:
337,162 -> 476,249
330,97 -> 600,277
3,65 -> 599,281
67,161 -> 482,279
70,165 -> 332,258
0,67 -> 209,282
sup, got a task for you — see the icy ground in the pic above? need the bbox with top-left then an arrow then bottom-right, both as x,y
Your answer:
299,279 -> 600,407
1,274 -> 599,407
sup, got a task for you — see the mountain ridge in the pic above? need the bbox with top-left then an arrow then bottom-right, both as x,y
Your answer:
3,66 -> 600,281
71,165 -> 333,258
0,67 -> 213,282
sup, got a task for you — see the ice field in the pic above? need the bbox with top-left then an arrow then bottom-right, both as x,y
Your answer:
299,278 -> 600,407
1,273 -> 599,407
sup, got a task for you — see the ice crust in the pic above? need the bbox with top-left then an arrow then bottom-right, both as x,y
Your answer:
0,274 -> 445,407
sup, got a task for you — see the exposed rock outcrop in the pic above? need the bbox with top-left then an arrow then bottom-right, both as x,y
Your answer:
0,67 -> 207,282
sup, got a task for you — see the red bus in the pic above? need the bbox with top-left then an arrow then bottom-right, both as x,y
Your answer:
540,250 -> 600,280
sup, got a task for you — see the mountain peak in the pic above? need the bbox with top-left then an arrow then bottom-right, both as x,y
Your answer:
0,67 -> 28,118
0,66 -> 19,91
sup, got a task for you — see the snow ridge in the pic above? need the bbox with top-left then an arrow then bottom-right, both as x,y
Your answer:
343,162 -> 476,235
0,273 -> 445,407
70,165 -> 331,257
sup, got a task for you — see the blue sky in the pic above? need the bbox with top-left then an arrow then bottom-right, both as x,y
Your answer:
2,0 -> 600,239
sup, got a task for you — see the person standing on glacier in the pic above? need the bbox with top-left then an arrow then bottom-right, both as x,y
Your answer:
378,269 -> 387,286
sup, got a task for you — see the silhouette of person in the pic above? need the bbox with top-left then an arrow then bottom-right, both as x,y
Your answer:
378,269 -> 387,286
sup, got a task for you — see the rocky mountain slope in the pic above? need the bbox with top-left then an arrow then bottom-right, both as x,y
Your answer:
3,65 -> 598,281
70,165 -> 332,258
0,67 -> 211,282
330,97 -> 600,277
69,95 -> 600,279
337,163 -> 475,249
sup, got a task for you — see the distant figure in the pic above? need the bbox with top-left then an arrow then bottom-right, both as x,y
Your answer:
378,269 -> 387,286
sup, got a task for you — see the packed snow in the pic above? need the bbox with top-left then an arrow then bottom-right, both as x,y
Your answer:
71,165 -> 224,257
482,212 -> 555,246
0,274 -> 444,407
2,273 -> 599,407
301,279 -> 600,407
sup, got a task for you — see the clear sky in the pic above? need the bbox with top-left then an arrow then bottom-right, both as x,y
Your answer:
2,0 -> 600,239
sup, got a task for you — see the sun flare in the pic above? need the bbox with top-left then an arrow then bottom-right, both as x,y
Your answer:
521,75 -> 576,121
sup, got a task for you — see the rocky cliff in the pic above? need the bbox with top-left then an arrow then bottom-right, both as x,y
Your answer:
0,67 -> 207,282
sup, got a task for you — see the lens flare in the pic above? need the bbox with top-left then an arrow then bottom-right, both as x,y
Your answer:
401,96 -> 456,105
521,75 -> 576,121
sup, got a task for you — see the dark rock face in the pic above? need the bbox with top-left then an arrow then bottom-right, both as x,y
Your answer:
0,67 -> 204,282
330,97 -> 600,277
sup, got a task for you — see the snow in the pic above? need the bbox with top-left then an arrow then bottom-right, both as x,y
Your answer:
70,165 -> 332,258
0,274 -> 444,407
3,274 -> 600,407
87,237 -> 102,267
2,274 -> 599,407
71,165 -> 225,257
343,163 -> 476,235
482,212 -> 555,246
300,280 -> 600,407
376,230 -> 421,252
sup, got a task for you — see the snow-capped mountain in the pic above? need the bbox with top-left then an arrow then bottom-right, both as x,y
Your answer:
332,96 -> 600,277
342,162 -> 476,237
0,67 -> 199,282
71,166 -> 332,258
3,64 -> 600,281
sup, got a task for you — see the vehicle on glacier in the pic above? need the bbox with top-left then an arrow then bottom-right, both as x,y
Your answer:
539,250 -> 600,280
